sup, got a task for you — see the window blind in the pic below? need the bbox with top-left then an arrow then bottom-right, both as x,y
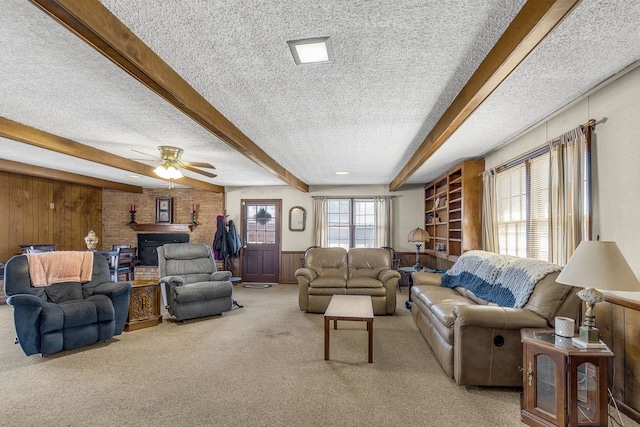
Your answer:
496,163 -> 526,257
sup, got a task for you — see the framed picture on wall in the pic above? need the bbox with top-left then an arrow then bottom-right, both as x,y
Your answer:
156,197 -> 173,223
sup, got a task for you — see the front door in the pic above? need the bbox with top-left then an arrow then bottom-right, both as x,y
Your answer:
241,200 -> 280,283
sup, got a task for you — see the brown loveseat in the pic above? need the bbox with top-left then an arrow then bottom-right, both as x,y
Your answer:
296,247 -> 400,315
411,250 -> 581,387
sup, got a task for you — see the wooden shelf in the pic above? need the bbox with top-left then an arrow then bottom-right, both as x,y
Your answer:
128,223 -> 195,232
424,159 -> 484,262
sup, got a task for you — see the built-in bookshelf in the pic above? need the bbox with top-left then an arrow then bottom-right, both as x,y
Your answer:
424,159 -> 484,261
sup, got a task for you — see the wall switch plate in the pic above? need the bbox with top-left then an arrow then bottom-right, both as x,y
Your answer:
49,203 -> 55,209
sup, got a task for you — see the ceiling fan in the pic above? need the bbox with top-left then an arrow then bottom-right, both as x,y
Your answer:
132,145 -> 217,179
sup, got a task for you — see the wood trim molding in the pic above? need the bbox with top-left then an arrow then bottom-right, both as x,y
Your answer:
129,224 -> 194,232
389,0 -> 582,190
0,117 -> 224,193
29,0 -> 309,193
0,158 -> 143,193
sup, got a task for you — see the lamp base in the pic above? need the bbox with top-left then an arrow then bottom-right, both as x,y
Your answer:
579,325 -> 600,343
413,263 -> 422,271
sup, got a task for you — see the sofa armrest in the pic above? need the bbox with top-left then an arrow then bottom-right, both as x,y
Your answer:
412,272 -> 442,286
211,271 -> 232,281
454,305 -> 548,330
295,268 -> 317,284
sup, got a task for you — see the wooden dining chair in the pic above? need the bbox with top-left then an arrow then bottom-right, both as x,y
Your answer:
115,247 -> 137,281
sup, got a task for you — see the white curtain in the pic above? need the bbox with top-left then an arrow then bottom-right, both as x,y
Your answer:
374,196 -> 393,247
549,126 -> 588,266
312,196 -> 392,247
313,197 -> 328,247
482,169 -> 499,253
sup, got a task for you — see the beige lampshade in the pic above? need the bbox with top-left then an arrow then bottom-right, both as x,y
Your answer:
407,227 -> 430,243
556,241 -> 640,291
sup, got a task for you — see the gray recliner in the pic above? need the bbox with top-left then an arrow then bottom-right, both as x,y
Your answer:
157,243 -> 233,321
4,253 -> 131,356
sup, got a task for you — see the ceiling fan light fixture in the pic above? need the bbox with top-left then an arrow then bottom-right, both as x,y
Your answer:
154,163 -> 183,179
287,37 -> 333,65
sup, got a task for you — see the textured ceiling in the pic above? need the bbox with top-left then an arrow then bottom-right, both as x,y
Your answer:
1,0 -> 640,190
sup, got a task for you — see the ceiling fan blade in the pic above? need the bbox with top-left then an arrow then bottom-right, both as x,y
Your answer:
131,148 -> 156,158
183,165 -> 217,178
184,161 -> 215,169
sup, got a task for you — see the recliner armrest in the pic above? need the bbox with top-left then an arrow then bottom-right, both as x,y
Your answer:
295,268 -> 317,283
454,305 -> 548,329
378,269 -> 400,283
6,294 -> 44,307
160,276 -> 186,286
211,271 -> 232,281
92,281 -> 132,299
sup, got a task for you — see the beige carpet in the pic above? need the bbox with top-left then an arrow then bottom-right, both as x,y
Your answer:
0,285 -> 546,426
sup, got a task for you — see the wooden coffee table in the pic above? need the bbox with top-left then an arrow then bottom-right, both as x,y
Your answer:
324,295 -> 374,363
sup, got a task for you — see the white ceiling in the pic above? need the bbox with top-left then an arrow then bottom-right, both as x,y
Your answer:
2,0 -> 640,190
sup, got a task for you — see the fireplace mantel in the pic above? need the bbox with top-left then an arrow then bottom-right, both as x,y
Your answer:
129,223 -> 195,232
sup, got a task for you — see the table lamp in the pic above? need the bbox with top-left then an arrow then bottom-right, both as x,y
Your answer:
407,227 -> 430,270
556,240 -> 640,345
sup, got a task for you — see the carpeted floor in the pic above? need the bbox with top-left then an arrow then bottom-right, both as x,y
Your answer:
0,284 -> 623,426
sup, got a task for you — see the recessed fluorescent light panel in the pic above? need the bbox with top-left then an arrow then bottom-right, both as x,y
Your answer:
335,171 -> 349,175
287,37 -> 334,65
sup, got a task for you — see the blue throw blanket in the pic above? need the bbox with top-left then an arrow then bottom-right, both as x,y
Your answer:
441,251 -> 561,308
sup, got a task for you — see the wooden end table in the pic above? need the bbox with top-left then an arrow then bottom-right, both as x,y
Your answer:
125,279 -> 163,331
520,328 -> 614,426
324,295 -> 374,363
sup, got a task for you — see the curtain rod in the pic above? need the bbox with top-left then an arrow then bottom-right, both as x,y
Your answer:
312,196 -> 396,199
550,118 -> 597,144
485,118 -> 597,175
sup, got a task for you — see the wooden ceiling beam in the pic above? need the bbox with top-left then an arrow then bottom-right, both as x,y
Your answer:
389,0 -> 582,191
29,0 -> 309,193
0,158 -> 143,193
0,117 -> 225,193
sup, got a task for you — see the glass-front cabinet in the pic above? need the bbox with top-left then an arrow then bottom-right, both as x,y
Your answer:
521,329 -> 614,427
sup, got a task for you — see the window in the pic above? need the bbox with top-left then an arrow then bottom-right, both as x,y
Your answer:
496,151 -> 550,261
326,198 -> 375,249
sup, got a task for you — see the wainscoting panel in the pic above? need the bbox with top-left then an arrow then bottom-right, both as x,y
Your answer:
281,251 -> 304,284
596,297 -> 640,422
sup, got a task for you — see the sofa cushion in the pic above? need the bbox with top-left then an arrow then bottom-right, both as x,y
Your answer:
348,248 -> 390,279
59,300 -> 99,328
347,277 -> 383,288
45,281 -> 83,303
310,276 -> 347,288
523,271 -> 572,322
306,247 -> 348,280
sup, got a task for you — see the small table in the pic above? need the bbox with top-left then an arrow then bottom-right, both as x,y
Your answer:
125,280 -> 163,331
520,328 -> 614,427
324,295 -> 374,363
398,267 -> 433,310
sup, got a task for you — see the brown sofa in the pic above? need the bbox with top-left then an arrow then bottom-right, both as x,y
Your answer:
411,250 -> 581,387
296,247 -> 400,315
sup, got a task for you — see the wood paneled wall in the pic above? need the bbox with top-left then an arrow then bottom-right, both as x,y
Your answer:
0,171 -> 101,262
281,251 -> 304,283
596,298 -> 640,422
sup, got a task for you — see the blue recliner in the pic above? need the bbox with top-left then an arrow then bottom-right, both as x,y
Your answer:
4,253 -> 131,356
